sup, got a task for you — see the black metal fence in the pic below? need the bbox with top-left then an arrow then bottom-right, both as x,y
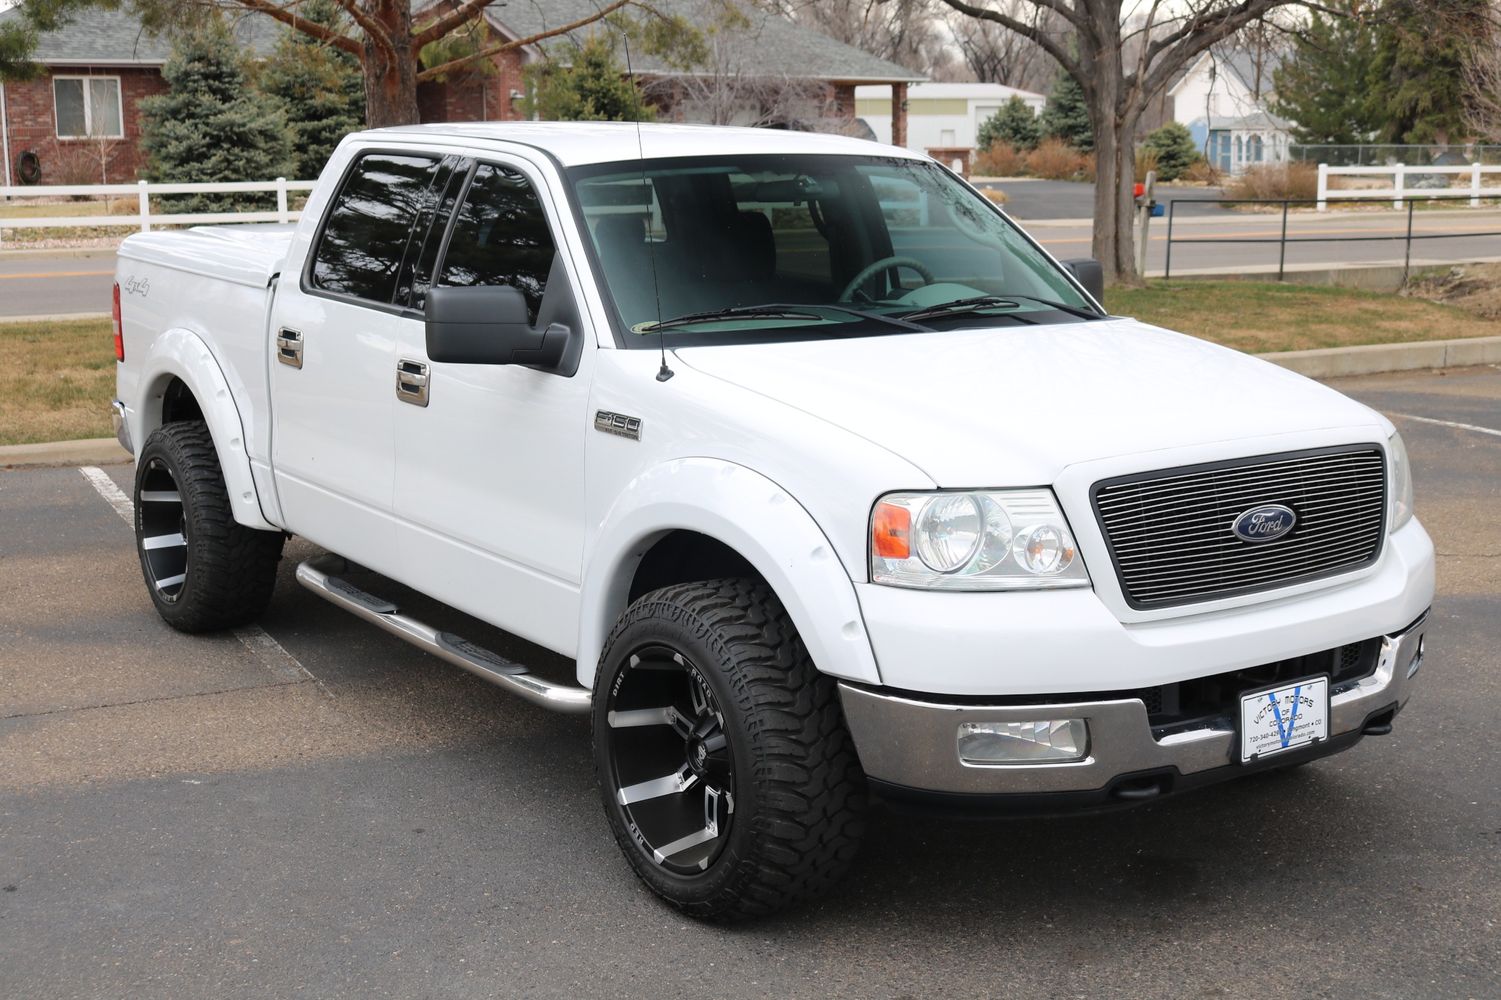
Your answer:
1162,194 -> 1501,281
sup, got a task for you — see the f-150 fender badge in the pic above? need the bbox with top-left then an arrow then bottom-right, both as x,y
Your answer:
594,410 -> 642,441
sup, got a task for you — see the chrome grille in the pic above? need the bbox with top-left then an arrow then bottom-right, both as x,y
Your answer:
1093,447 -> 1387,608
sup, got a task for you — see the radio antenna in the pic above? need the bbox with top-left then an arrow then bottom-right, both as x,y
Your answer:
619,29 -> 671,381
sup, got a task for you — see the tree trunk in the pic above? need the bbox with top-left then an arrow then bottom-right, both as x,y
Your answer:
362,1 -> 420,128
1090,114 -> 1142,286
1083,41 -> 1142,288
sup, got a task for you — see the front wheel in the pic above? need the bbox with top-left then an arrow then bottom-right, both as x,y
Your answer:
593,579 -> 866,920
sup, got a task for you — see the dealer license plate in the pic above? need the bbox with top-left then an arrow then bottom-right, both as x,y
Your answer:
1239,676 -> 1329,763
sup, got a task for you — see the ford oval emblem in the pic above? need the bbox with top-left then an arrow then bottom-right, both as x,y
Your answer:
1231,504 -> 1297,543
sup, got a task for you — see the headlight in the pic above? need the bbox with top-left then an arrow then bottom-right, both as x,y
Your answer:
1389,430 -> 1414,532
871,489 -> 1089,590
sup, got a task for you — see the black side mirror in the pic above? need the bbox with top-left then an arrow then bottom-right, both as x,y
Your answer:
425,285 -> 574,370
1061,258 -> 1105,305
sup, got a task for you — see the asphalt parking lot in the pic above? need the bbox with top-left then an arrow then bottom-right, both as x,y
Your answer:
2,366 -> 1499,999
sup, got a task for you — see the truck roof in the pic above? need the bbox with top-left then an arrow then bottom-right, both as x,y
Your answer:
366,122 -> 927,168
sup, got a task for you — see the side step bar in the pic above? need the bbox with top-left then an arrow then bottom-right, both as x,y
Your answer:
295,555 -> 592,715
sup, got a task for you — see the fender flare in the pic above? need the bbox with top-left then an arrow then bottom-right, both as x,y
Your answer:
132,328 -> 275,531
576,458 -> 881,690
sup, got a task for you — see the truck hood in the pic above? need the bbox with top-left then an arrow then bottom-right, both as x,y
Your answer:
672,319 -> 1385,486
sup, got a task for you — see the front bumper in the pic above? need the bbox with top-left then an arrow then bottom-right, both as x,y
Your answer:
839,610 -> 1428,804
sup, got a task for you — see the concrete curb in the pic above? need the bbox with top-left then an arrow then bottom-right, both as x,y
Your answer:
1258,335 -> 1501,378
0,438 -> 129,469
0,311 -> 112,324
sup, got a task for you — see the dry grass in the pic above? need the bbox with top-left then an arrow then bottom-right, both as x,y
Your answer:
1404,263 -> 1501,320
972,142 -> 1028,178
1223,163 -> 1321,206
1105,280 -> 1501,354
0,318 -> 117,446
0,198 -> 137,219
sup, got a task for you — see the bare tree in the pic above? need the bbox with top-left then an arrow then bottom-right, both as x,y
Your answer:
1462,13 -> 1501,142
649,10 -> 837,127
935,0 -> 1324,285
947,2 -> 1057,89
764,0 -> 950,72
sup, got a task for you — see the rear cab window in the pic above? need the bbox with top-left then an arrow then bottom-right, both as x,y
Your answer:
308,151 -> 444,306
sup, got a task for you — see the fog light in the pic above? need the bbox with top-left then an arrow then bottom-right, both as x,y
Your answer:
1407,636 -> 1425,678
957,719 -> 1089,765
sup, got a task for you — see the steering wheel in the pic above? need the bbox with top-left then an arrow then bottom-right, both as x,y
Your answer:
838,256 -> 936,302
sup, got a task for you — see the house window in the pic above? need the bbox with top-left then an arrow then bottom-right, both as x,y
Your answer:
53,77 -> 124,139
1248,135 -> 1264,163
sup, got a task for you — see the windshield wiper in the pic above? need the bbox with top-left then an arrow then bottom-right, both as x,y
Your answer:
639,305 -> 824,333
1005,295 -> 1103,320
897,296 -> 1027,323
638,303 -> 928,335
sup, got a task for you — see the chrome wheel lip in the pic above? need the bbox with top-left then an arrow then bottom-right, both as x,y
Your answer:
138,456 -> 189,604
605,643 -> 736,877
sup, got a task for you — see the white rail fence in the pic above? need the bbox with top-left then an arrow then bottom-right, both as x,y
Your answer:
0,178 -> 318,237
1317,163 -> 1501,211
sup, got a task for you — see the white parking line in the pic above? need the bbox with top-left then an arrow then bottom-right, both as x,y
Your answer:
77,465 -> 328,695
1391,413 -> 1501,440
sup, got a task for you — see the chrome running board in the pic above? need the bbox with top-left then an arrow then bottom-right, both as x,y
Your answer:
295,554 -> 592,715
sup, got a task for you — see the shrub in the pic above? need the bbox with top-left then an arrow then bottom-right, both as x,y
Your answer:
1141,122 -> 1200,181
1181,159 -> 1223,185
1025,138 -> 1084,180
1224,163 -> 1320,202
977,96 -> 1040,151
972,142 -> 1028,177
980,188 -> 1009,206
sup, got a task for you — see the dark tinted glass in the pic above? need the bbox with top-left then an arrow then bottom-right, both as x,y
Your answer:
437,164 -> 555,324
312,153 -> 440,303
396,157 -> 466,310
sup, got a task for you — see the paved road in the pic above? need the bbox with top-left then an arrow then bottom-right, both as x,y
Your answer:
975,177 -> 1227,219
3,367 -> 1499,998
0,250 -> 116,318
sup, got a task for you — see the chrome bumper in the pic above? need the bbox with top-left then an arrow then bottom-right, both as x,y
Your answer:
839,612 -> 1428,798
111,400 -> 133,455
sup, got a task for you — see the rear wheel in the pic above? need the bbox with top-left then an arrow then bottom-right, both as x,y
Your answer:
593,578 -> 866,920
134,421 -> 284,632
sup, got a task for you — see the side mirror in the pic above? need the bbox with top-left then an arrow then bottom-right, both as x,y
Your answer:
1060,258 -> 1105,305
425,284 -> 573,370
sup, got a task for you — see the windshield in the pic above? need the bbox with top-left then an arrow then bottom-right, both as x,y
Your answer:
567,154 -> 1098,345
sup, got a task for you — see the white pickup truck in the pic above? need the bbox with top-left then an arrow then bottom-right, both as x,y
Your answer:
113,123 -> 1434,920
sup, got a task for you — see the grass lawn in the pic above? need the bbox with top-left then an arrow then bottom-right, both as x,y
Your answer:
1,318 -> 116,446
1105,280 -> 1501,354
5,278 -> 1501,446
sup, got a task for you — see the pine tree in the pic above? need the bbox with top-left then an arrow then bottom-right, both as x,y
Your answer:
1038,73 -> 1092,152
259,0 -> 365,180
523,35 -> 656,122
1141,122 -> 1200,181
139,19 -> 294,211
1368,0 -> 1488,145
1271,4 -> 1383,145
977,96 -> 1040,150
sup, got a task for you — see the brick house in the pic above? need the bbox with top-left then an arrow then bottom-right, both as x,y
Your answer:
0,8 -> 280,186
1,1 -> 919,187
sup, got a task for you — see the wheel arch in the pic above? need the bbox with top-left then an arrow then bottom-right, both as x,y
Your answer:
578,458 -> 881,691
131,327 -> 276,531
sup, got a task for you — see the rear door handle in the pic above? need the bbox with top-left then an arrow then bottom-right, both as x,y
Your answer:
396,359 -> 430,407
275,328 -> 303,368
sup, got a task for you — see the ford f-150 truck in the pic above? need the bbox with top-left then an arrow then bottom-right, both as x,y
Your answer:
113,123 -> 1433,920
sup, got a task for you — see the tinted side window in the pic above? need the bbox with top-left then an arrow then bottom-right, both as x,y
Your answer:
311,153 -> 440,303
437,164 -> 555,324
